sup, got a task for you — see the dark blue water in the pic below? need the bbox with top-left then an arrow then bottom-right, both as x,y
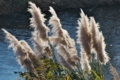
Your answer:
1,5 -> 120,80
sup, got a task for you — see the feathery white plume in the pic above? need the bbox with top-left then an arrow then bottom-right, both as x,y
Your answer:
56,45 -> 80,69
58,54 -> 73,71
49,6 -> 77,55
19,40 -> 36,57
95,32 -> 109,64
2,28 -> 35,71
77,9 -> 92,61
90,17 -> 99,49
80,49 -> 91,71
49,6 -> 62,36
2,28 -> 25,56
90,17 -> 109,64
28,2 -> 49,41
32,34 -> 46,57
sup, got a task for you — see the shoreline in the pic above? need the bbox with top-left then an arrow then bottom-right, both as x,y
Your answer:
0,0 -> 120,15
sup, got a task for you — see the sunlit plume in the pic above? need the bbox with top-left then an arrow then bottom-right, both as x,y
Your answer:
49,7 -> 78,64
19,40 -> 36,57
56,44 -> 80,69
89,17 -> 99,49
31,31 -> 46,57
2,28 -> 35,72
28,2 -> 49,41
76,9 -> 92,61
58,54 -> 73,71
90,17 -> 109,64
94,32 -> 109,64
49,6 -> 76,49
80,49 -> 91,71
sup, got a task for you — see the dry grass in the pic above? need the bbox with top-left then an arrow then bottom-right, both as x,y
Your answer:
109,63 -> 120,80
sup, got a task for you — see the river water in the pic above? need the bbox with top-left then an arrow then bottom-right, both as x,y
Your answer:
0,5 -> 120,80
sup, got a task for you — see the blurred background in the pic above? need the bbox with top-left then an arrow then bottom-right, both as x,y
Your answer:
0,0 -> 120,80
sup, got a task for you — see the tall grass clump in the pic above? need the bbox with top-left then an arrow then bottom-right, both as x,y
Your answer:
2,1 -> 114,80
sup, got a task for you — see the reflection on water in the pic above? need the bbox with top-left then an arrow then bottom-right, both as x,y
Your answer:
1,5 -> 120,80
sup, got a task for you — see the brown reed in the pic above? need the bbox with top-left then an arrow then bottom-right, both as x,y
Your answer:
109,63 -> 120,80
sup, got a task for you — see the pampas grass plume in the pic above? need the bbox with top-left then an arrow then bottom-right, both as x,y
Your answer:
89,17 -> 109,64
56,45 -> 79,69
49,6 -> 62,36
77,9 -> 92,61
77,9 -> 109,64
49,7 -> 77,57
96,32 -> 109,64
2,28 -> 35,71
28,2 -> 49,41
80,49 -> 91,71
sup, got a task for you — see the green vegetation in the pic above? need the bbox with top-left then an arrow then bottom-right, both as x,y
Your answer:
15,58 -> 104,80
